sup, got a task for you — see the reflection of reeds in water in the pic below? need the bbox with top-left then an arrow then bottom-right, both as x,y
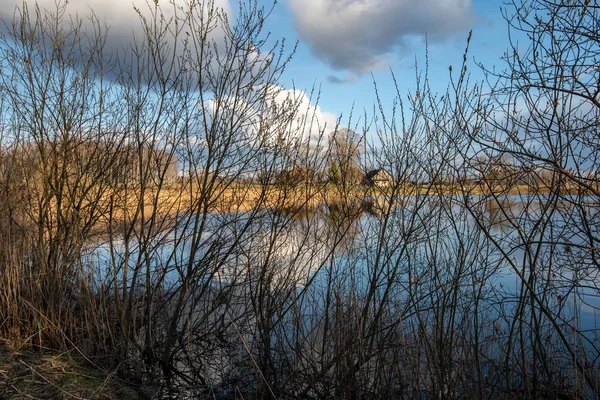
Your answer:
273,194 -> 367,224
485,198 -> 517,228
361,196 -> 397,217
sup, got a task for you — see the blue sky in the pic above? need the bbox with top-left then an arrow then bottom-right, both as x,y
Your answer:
259,0 -> 513,124
0,0 -> 518,136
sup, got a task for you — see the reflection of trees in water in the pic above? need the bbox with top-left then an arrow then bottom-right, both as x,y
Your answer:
240,200 -> 364,286
485,198 -> 516,229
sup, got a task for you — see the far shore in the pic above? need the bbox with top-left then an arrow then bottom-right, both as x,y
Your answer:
88,181 -> 580,234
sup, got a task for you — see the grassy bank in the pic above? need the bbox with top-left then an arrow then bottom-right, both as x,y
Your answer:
0,342 -> 153,399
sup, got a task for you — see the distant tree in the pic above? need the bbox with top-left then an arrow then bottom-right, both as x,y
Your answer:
471,154 -> 519,191
329,159 -> 341,185
329,127 -> 363,187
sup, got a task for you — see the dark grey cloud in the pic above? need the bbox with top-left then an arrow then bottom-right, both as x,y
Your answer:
288,0 -> 474,75
0,0 -> 232,80
0,0 -> 232,48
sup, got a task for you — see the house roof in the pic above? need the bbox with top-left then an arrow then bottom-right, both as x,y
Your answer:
364,169 -> 392,180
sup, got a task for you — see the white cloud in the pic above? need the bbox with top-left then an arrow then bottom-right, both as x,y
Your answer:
268,86 -> 339,147
288,0 -> 474,74
200,86 -> 339,149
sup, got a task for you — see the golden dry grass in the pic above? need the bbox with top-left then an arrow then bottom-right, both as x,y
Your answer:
73,180 -> 571,236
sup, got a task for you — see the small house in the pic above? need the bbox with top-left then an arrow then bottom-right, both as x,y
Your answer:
362,169 -> 394,189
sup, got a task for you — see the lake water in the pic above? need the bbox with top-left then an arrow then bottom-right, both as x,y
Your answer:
87,195 -> 600,331
84,194 -> 600,393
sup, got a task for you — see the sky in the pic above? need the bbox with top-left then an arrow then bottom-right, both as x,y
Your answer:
0,0 -> 516,137
264,0 -> 511,126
